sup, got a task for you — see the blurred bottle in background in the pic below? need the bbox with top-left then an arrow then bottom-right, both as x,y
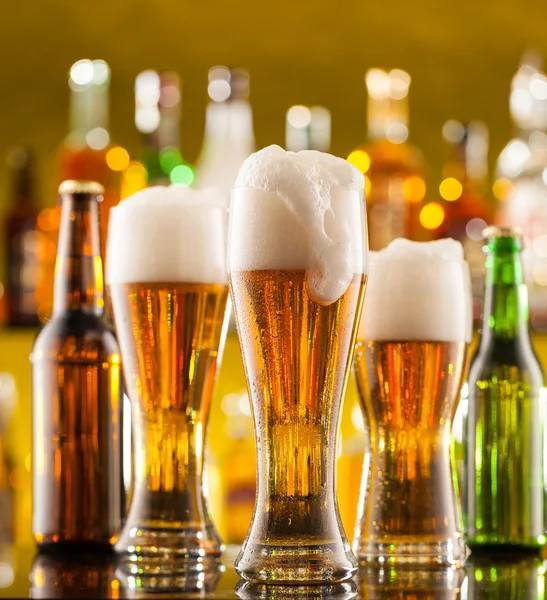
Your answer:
494,54 -> 547,332
436,120 -> 493,328
193,66 -> 255,204
133,70 -> 194,189
0,373 -> 16,548
285,105 -> 331,152
217,391 -> 256,544
5,147 -> 39,327
36,59 -> 125,322
347,68 -> 427,249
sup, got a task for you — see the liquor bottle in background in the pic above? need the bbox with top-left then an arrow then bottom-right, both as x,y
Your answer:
436,120 -> 493,328
285,105 -> 331,152
134,70 -> 192,187
193,66 -> 255,204
4,147 -> 40,327
36,59 -> 126,322
495,55 -> 547,332
31,181 -> 123,552
347,68 -> 426,249
462,226 -> 546,550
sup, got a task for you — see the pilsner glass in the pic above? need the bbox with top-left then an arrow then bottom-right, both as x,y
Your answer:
229,145 -> 367,584
353,239 -> 472,567
106,186 -> 229,575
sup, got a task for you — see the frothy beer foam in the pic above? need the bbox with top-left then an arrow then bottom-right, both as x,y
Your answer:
230,145 -> 366,305
360,238 -> 472,343
106,185 -> 227,285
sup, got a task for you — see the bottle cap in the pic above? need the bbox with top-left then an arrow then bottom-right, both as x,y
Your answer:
58,180 -> 104,196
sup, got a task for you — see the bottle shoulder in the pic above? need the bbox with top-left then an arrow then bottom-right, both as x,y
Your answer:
468,338 -> 544,386
32,311 -> 120,363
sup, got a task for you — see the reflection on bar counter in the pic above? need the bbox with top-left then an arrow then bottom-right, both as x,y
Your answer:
106,185 -> 229,578
229,145 -> 367,583
462,226 -> 547,549
353,238 -> 472,567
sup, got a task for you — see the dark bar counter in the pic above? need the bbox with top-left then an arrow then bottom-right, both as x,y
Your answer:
0,544 -> 544,598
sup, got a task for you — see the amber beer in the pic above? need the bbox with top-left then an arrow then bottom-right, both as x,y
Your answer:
109,281 -> 228,533
229,145 -> 368,584
107,186 -> 229,570
354,341 -> 467,540
353,239 -> 472,567
32,180 -> 123,551
230,269 -> 365,530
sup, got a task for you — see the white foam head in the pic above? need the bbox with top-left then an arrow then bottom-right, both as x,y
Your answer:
229,145 -> 367,305
106,185 -> 227,285
360,238 -> 472,342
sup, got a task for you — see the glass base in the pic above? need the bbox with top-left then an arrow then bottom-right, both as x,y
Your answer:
115,557 -> 224,594
235,541 -> 357,584
115,523 -> 223,576
356,537 -> 469,568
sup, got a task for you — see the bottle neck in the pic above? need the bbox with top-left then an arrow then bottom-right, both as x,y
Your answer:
68,84 -> 109,146
480,249 -> 529,344
367,95 -> 408,141
53,196 -> 104,314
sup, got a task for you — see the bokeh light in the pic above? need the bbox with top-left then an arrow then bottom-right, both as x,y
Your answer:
121,161 -> 147,199
364,175 -> 372,197
287,105 -> 312,129
420,202 -> 445,229
347,150 -> 371,174
439,177 -> 463,201
492,177 -> 514,201
170,164 -> 195,186
403,176 -> 426,203
159,147 -> 183,174
106,146 -> 130,171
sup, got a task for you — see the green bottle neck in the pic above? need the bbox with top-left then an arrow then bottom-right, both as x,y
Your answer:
480,245 -> 529,343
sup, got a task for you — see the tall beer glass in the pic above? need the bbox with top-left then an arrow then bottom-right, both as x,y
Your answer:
106,186 -> 229,574
229,145 -> 368,583
353,239 -> 471,567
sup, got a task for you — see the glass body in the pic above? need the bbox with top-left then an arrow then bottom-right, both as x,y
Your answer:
31,188 -> 123,551
353,340 -> 469,566
463,233 -> 547,549
111,280 -> 229,571
229,186 -> 366,584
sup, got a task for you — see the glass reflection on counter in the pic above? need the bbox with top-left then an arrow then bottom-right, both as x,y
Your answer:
462,554 -> 546,599
357,566 -> 465,599
235,579 -> 358,600
30,554 -> 119,599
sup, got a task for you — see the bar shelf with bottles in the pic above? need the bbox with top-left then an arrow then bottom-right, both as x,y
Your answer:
1,53 -> 547,570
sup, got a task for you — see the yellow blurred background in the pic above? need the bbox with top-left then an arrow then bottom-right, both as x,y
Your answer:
0,0 -> 547,585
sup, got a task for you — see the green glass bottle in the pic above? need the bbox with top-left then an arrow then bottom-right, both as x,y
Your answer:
462,225 -> 547,550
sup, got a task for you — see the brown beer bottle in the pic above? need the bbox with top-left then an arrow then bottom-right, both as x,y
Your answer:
31,180 -> 123,552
